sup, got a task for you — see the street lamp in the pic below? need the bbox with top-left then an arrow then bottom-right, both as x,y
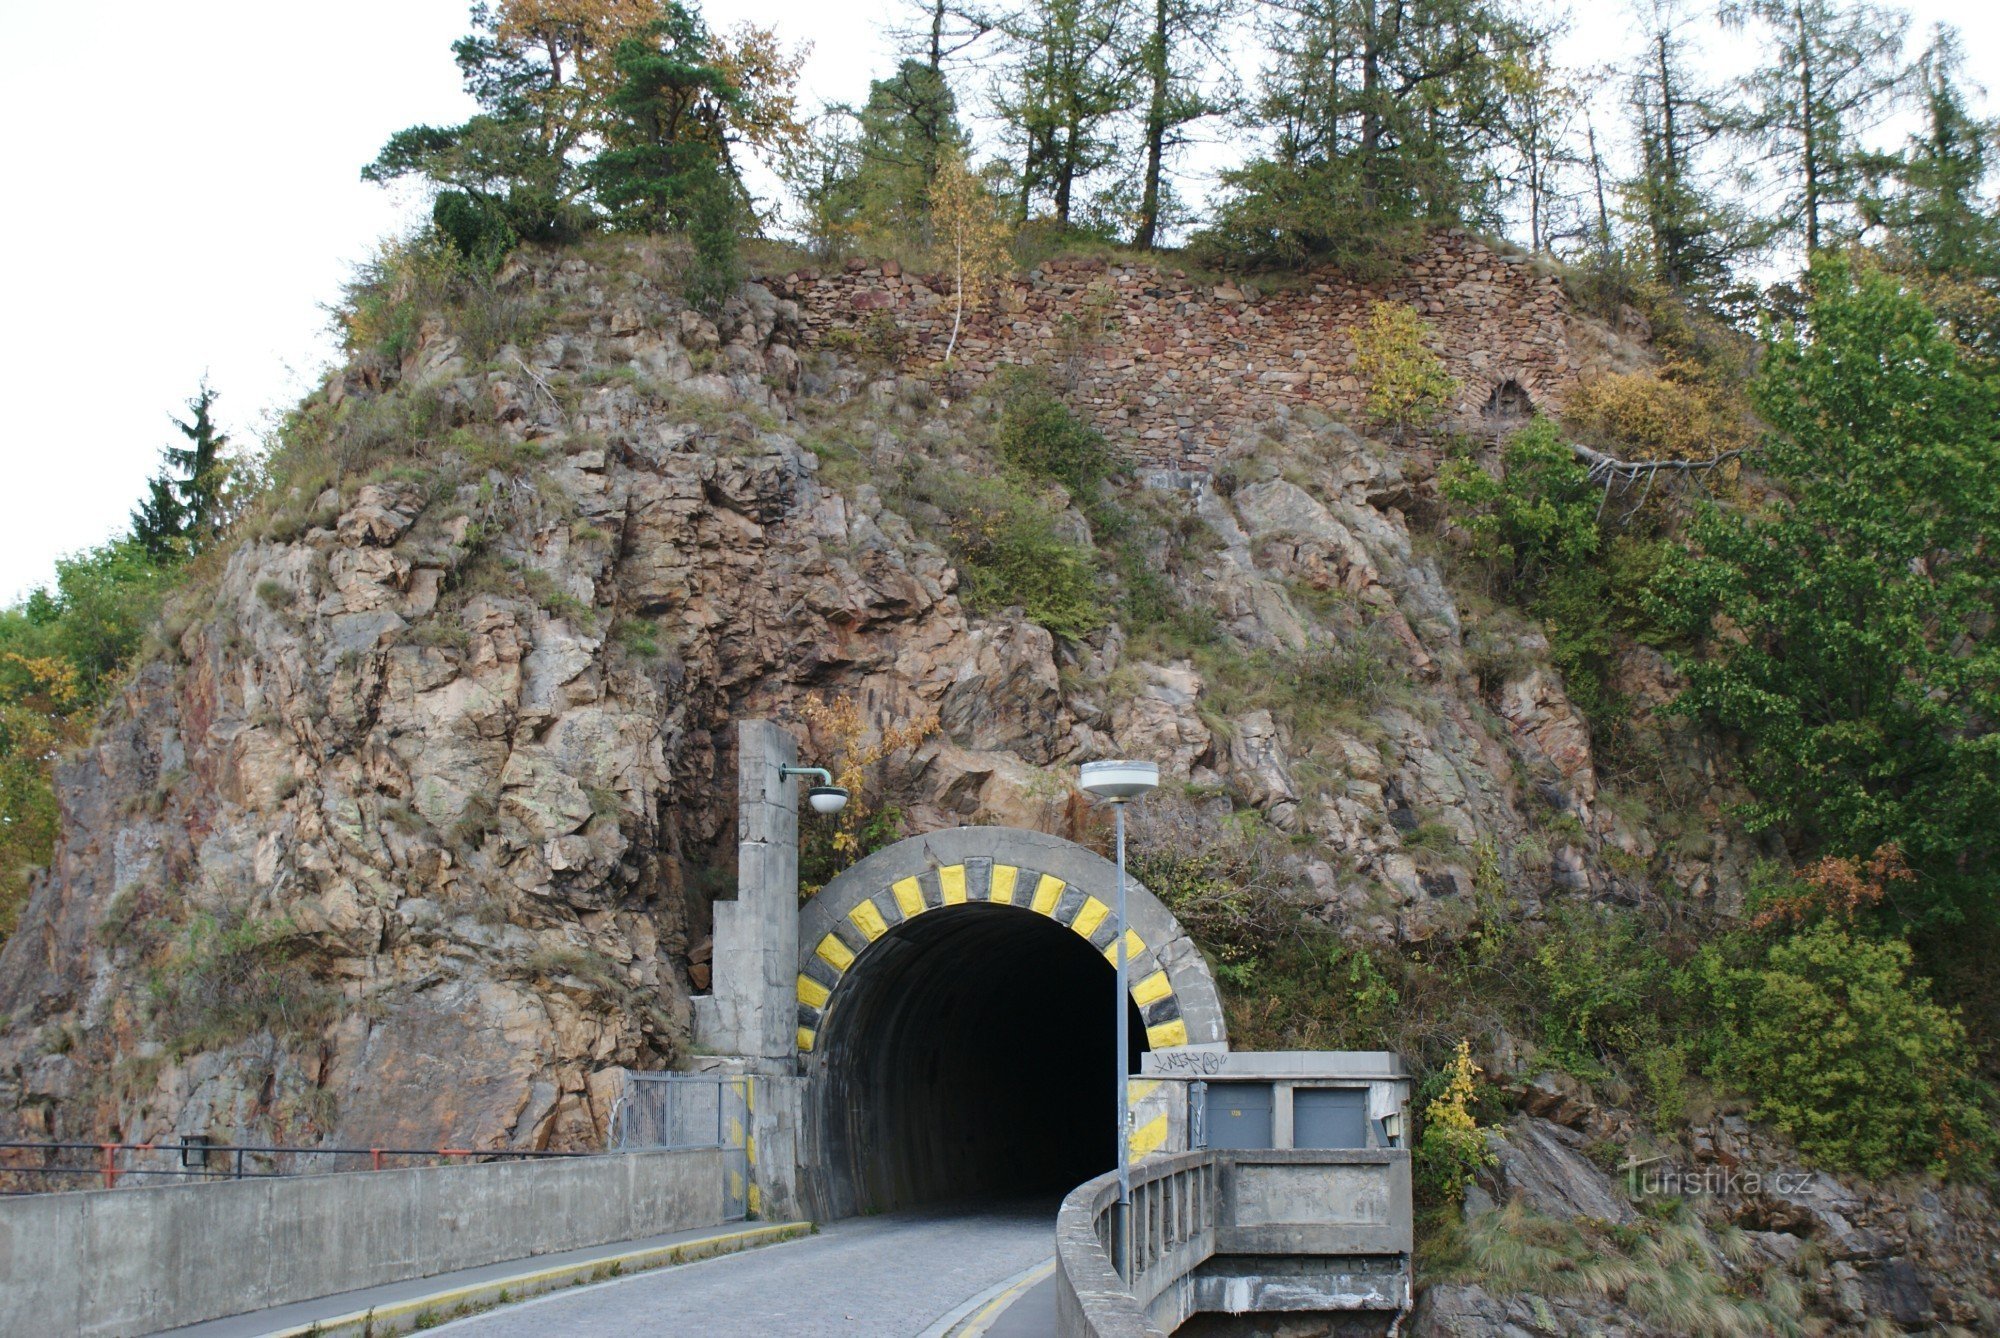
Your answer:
779,764 -> 850,815
1078,758 -> 1159,1283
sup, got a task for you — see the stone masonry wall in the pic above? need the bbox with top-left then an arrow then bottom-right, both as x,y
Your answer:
757,229 -> 1582,470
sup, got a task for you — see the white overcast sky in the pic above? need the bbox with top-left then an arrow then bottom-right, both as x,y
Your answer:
2,0 -> 1994,602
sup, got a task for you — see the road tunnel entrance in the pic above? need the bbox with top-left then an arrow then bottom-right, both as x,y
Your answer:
811,905 -> 1144,1212
794,828 -> 1228,1221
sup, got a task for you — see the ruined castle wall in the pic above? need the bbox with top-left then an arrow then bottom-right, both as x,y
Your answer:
758,230 -> 1582,470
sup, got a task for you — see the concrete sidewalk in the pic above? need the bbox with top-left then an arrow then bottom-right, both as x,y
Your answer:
157,1220 -> 809,1338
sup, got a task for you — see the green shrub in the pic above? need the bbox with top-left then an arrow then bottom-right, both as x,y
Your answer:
1689,921 -> 1992,1175
995,381 -> 1114,499
1531,909 -> 1689,1122
933,475 -> 1104,639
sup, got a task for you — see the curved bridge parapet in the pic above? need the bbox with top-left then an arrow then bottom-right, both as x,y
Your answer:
1055,1149 -> 1415,1337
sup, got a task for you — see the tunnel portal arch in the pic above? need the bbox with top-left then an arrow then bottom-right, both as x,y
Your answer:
795,827 -> 1226,1218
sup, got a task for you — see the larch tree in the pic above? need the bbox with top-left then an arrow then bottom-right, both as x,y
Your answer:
1129,0 -> 1241,249
991,0 -> 1138,227
1622,0 -> 1761,300
1726,0 -> 1909,257
1202,0 -> 1539,272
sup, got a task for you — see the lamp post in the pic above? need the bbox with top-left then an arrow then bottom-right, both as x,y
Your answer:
1078,758 -> 1159,1283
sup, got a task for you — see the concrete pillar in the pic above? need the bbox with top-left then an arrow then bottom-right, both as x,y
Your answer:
699,720 -> 801,1061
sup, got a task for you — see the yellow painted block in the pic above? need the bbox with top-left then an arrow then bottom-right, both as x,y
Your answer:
1132,970 -> 1173,1007
1146,1018 -> 1190,1049
892,876 -> 926,918
939,864 -> 967,904
797,1026 -> 816,1053
742,1079 -> 754,1112
1128,1113 -> 1169,1158
1031,874 -> 1066,915
815,933 -> 855,972
1102,928 -> 1145,964
849,898 -> 890,942
728,1117 -> 744,1145
746,1134 -> 757,1163
748,1184 -> 762,1216
1127,1079 -> 1160,1102
1072,896 -> 1110,938
990,865 -> 1020,904
796,974 -> 830,1008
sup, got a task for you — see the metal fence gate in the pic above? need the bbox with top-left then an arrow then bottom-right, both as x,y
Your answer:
609,1073 -> 754,1220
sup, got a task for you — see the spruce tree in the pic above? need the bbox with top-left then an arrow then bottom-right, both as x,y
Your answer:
132,381 -> 233,560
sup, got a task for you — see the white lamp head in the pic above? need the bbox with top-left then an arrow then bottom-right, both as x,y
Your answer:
807,785 -> 850,815
1079,759 -> 1160,802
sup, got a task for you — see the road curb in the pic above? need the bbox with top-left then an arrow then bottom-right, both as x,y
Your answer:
263,1221 -> 812,1337
917,1256 -> 1057,1337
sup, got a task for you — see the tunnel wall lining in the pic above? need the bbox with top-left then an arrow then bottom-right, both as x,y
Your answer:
794,827 -> 1228,1055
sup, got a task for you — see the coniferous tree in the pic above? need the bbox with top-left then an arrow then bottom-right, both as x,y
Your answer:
133,381 -> 235,559
1864,30 -> 2000,361
1201,0 -> 1539,272
1623,0 -> 1761,301
1727,0 -> 1909,258
992,0 -> 1138,227
856,60 -> 975,238
1129,0 -> 1240,249
363,1 -> 628,261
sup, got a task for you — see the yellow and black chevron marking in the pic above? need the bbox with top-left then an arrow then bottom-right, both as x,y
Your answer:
796,858 -> 1190,1055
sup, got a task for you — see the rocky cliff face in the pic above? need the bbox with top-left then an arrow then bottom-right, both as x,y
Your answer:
0,240 -> 1681,1153
0,239 -> 1983,1329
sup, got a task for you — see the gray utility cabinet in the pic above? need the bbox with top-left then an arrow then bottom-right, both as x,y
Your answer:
1204,1082 -> 1274,1149
1294,1085 -> 1370,1149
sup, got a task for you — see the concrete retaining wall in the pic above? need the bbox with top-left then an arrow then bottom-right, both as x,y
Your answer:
0,1148 -> 727,1337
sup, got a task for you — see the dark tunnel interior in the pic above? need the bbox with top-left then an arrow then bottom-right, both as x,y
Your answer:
809,904 -> 1149,1217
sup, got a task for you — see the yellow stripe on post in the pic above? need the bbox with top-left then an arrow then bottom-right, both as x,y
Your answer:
1102,929 -> 1145,964
1127,1079 -> 1160,1102
1146,1019 -> 1190,1049
849,899 -> 890,942
815,934 -> 855,972
990,865 -> 1019,904
939,864 -> 967,904
1071,897 -> 1110,938
892,876 -> 926,918
796,975 -> 830,1008
1128,1113 -> 1170,1158
1132,970 -> 1173,1007
797,1026 -> 816,1052
1031,874 -> 1066,915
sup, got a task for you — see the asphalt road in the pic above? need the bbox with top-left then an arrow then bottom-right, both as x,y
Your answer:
429,1200 -> 1059,1338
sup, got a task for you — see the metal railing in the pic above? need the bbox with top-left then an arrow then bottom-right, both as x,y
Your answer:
0,1140 -> 585,1193
608,1073 -> 754,1220
1054,1149 -> 1414,1337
